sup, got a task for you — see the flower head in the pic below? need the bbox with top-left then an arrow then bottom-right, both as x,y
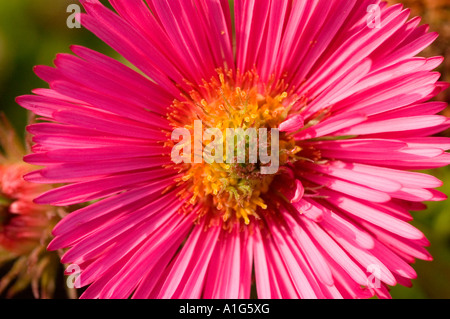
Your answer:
0,114 -> 62,298
18,0 -> 450,299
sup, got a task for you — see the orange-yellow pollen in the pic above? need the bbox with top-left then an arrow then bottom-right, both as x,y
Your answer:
168,70 -> 301,225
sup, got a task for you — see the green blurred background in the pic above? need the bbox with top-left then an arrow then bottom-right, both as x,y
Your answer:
0,0 -> 449,299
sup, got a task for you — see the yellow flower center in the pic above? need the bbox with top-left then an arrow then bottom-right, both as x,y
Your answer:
167,70 -> 301,225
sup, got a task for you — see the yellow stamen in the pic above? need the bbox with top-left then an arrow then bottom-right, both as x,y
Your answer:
167,70 -> 301,226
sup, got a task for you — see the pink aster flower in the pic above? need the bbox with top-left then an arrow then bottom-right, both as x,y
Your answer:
0,114 -> 63,299
17,0 -> 450,299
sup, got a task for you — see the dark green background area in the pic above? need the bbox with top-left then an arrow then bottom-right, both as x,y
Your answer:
0,0 -> 449,299
0,0 -> 115,137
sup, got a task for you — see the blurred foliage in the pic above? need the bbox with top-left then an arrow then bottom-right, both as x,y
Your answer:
386,0 -> 450,299
0,0 -> 114,136
0,0 -> 448,299
388,0 -> 450,118
390,166 -> 450,299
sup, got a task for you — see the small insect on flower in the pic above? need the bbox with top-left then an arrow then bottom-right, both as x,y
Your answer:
17,0 -> 450,299
0,114 -> 64,299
